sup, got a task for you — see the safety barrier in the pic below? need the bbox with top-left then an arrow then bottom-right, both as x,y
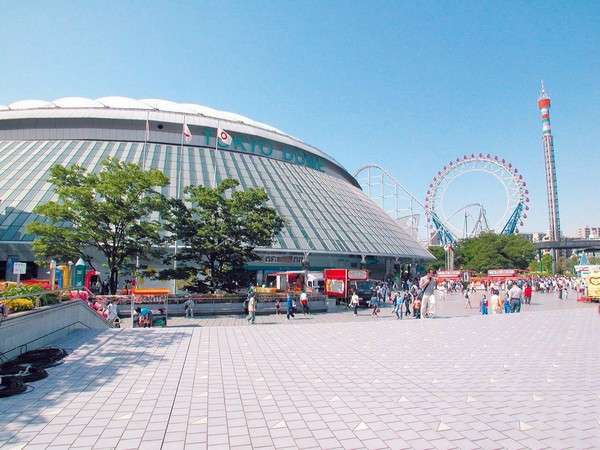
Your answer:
93,293 -> 331,316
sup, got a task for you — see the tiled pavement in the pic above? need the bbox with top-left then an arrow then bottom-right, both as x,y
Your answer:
1,295 -> 599,449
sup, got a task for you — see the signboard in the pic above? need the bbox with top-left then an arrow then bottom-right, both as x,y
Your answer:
348,269 -> 368,280
437,270 -> 461,277
13,262 -> 26,275
436,270 -> 461,280
488,269 -> 517,277
575,265 -> 600,276
585,272 -> 600,298
73,263 -> 86,289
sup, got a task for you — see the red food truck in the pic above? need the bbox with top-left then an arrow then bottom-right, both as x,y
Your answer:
324,269 -> 369,302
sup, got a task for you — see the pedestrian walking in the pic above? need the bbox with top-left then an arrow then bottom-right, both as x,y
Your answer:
490,291 -> 499,314
350,290 -> 360,316
480,294 -> 489,315
464,289 -> 472,309
523,283 -> 532,305
247,295 -> 257,324
419,269 -> 436,318
392,291 -> 402,319
404,290 -> 412,317
508,283 -> 522,313
183,297 -> 195,318
413,297 -> 421,319
300,291 -> 310,315
275,298 -> 281,315
286,291 -> 295,320
503,292 -> 511,314
106,300 -> 118,325
371,294 -> 380,317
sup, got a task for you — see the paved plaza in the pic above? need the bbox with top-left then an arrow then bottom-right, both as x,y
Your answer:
1,294 -> 599,449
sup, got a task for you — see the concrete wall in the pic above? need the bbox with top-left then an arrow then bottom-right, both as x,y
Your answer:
0,300 -> 109,361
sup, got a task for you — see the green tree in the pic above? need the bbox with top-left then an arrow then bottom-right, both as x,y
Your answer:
540,253 -> 553,273
27,158 -> 169,293
427,246 -> 447,271
555,256 -> 569,274
161,178 -> 284,292
453,232 -> 536,273
566,255 -> 579,274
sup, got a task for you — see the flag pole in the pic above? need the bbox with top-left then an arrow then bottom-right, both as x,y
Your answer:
213,120 -> 219,188
173,115 -> 186,295
143,110 -> 149,170
137,110 -> 150,288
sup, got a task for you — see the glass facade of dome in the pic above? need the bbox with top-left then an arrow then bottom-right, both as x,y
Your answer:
0,100 -> 432,279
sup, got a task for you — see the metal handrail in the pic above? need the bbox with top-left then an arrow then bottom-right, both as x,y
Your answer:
0,320 -> 93,361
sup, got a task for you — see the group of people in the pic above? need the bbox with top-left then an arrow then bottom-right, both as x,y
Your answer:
469,275 -> 578,316
226,272 -> 584,326
245,289 -> 311,324
474,281 -> 531,315
349,269 -> 438,319
84,298 -> 119,326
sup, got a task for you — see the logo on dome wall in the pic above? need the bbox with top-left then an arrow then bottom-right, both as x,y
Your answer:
201,128 -> 325,172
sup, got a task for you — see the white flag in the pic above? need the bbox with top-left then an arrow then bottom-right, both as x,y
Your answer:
217,128 -> 232,145
183,121 -> 192,143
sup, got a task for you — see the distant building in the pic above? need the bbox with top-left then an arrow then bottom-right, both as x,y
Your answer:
519,233 -> 534,242
576,226 -> 600,240
532,232 -> 548,243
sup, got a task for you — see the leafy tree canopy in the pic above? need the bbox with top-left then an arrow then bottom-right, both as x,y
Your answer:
161,178 -> 284,292
453,232 -> 536,273
27,158 -> 169,293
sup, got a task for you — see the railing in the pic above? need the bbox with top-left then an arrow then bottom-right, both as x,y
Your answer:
92,292 -> 330,317
0,320 -> 93,363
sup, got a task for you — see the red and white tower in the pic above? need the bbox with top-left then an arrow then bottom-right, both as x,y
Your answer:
538,81 -> 561,243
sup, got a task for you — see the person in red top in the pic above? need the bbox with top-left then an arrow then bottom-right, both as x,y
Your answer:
523,283 -> 533,305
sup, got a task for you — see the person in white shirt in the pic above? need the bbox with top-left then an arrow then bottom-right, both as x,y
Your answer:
106,301 -> 118,324
419,269 -> 436,318
350,290 -> 360,316
299,291 -> 310,315
247,296 -> 257,324
508,283 -> 522,313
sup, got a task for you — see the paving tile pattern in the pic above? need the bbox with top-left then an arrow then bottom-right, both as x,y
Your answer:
1,294 -> 599,449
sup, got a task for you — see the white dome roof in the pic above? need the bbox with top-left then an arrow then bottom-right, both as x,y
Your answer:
8,99 -> 55,110
2,96 -> 291,139
53,97 -> 105,108
96,96 -> 153,110
0,96 -> 346,176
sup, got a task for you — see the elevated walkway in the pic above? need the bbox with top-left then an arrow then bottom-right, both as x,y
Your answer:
0,300 -> 109,361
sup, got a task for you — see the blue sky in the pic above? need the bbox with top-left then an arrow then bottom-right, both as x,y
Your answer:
1,0 -> 598,235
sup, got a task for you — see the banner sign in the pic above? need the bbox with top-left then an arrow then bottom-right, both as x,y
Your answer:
586,272 -> 600,298
575,265 -> 600,276
437,270 -> 461,277
348,269 -> 368,280
488,269 -> 517,277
